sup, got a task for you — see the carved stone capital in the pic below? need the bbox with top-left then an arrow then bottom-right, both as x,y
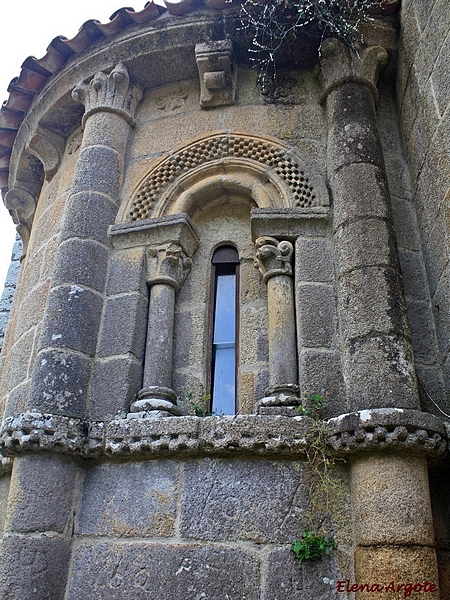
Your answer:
327,408 -> 447,458
146,243 -> 192,290
195,41 -> 236,108
4,187 -> 37,258
254,236 -> 294,283
26,125 -> 65,181
72,62 -> 143,127
319,39 -> 388,104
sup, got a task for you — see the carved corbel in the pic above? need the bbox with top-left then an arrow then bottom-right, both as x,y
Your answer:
72,62 -> 143,127
319,39 -> 388,104
4,187 -> 37,258
195,41 -> 236,108
26,125 -> 65,181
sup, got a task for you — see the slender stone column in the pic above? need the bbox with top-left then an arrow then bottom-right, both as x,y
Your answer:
27,63 -> 142,419
0,64 -> 142,600
130,244 -> 192,418
254,236 -> 300,414
321,39 -> 419,413
321,39 -> 439,597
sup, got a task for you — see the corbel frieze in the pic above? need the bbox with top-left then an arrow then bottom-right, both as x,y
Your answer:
0,410 -> 446,461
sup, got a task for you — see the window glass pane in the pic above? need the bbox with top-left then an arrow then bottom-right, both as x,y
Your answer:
212,344 -> 235,415
213,274 -> 236,344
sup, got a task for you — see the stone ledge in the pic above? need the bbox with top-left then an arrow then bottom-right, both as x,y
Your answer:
0,410 -> 447,461
327,408 -> 447,457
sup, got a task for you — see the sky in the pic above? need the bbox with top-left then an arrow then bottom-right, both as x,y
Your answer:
0,0 -> 150,290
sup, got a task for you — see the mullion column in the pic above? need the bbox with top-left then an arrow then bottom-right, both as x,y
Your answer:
130,244 -> 192,417
254,236 -> 300,414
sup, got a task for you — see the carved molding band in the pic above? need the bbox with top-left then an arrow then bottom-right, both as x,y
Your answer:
129,132 -> 328,220
327,408 -> 447,457
1,410 -> 446,461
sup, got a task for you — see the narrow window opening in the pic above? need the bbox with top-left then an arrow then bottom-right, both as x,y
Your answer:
210,246 -> 239,415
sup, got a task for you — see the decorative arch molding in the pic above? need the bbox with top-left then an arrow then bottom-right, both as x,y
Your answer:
121,131 -> 329,222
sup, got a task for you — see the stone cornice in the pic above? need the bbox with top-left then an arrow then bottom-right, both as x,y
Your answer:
327,408 -> 447,458
0,408 -> 447,462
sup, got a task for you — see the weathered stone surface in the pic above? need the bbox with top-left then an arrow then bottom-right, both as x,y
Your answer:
39,285 -> 103,356
327,408 -> 446,457
351,454 -> 435,546
67,542 -> 261,600
180,458 -> 307,542
296,283 -> 336,348
0,534 -> 72,600
90,356 -> 143,421
30,350 -> 92,417
263,546 -> 340,600
354,546 -> 440,600
295,237 -> 333,283
6,455 -> 80,534
97,293 -> 147,359
52,238 -> 109,292
70,146 -> 123,198
60,192 -> 118,244
78,461 -> 178,536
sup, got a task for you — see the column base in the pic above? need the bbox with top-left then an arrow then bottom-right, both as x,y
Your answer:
129,386 -> 182,417
257,384 -> 300,416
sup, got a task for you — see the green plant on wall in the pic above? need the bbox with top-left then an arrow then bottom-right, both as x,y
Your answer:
185,391 -> 214,417
291,393 -> 344,563
291,529 -> 337,563
238,0 -> 379,96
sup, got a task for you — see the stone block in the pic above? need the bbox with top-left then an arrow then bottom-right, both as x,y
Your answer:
39,285 -> 103,357
263,546 -> 339,600
0,475 -> 10,539
105,247 -> 146,296
180,458 -> 307,543
52,238 -> 109,292
81,111 -> 132,152
354,546 -> 439,600
433,267 -> 450,360
97,293 -> 147,359
335,218 -> 396,274
351,455 -> 435,546
295,237 -> 333,283
406,298 -> 438,365
28,194 -> 66,256
30,349 -> 92,417
398,248 -> 429,301
298,350 -> 345,418
60,192 -> 118,245
416,365 -> 448,415
14,280 -> 51,341
3,381 -> 30,419
331,163 -> 391,230
3,329 -> 34,392
90,356 -> 143,421
338,266 -> 409,340
78,461 -> 178,537
430,25 -> 450,115
296,283 -> 336,348
7,455 -> 80,534
67,541 -> 260,600
342,334 -> 420,411
391,196 -> 421,251
70,146 -> 123,198
0,534 -> 72,600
